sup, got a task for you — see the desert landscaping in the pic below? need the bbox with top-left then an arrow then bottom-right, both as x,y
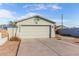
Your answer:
0,29 -> 21,56
56,35 -> 79,45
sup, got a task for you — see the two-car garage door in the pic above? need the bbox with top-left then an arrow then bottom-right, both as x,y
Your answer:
19,25 -> 51,39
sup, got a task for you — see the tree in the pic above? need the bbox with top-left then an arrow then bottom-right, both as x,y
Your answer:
9,21 -> 18,37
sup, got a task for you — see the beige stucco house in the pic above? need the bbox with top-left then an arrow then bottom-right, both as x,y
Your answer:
8,15 -> 56,39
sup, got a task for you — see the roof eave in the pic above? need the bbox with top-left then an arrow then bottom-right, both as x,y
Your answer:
15,15 -> 56,24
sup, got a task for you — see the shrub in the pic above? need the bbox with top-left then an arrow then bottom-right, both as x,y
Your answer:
10,37 -> 21,41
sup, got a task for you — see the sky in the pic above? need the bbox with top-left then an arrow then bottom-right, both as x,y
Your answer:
0,3 -> 79,27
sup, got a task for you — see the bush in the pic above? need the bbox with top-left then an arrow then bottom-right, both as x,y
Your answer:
10,37 -> 21,41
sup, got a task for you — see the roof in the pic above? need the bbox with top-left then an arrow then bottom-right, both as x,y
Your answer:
15,15 -> 56,24
56,25 -> 68,28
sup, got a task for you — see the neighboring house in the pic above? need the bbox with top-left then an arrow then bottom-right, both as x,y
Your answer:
8,15 -> 56,39
55,25 -> 68,34
56,25 -> 68,31
0,24 -> 7,30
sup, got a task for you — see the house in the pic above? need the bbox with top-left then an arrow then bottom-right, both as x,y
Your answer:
55,25 -> 68,33
0,24 -> 7,30
56,25 -> 68,30
8,15 -> 56,39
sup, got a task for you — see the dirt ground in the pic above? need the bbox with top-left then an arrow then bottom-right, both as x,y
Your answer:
0,40 -> 20,56
0,29 -> 9,38
56,34 -> 79,45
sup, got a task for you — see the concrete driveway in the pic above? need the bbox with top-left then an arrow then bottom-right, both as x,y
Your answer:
17,38 -> 79,56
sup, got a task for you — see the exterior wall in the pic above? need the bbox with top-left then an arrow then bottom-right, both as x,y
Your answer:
51,24 -> 55,37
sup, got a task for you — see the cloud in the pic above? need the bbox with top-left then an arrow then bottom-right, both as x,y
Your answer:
17,12 -> 42,20
23,4 -> 29,8
33,4 -> 47,10
23,4 -> 62,11
0,9 -> 16,19
51,4 -> 62,10
23,4 -> 47,11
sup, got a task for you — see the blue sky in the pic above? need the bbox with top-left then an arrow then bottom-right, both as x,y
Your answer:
0,3 -> 79,27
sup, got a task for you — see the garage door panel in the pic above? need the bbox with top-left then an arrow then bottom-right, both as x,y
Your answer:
20,26 -> 50,38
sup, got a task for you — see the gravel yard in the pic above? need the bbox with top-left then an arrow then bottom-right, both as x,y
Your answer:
0,40 -> 20,56
56,35 -> 79,45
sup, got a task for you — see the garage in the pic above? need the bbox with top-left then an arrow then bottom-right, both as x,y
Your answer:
19,25 -> 51,39
8,15 -> 56,39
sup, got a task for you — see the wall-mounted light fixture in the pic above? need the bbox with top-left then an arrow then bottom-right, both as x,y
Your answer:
34,16 -> 39,24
